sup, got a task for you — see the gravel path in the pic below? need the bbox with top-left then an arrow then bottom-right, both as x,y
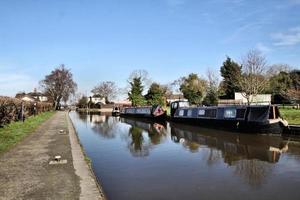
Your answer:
0,111 -> 104,200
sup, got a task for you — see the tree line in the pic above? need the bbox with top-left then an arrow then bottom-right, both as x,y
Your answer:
37,49 -> 299,110
86,49 -> 299,107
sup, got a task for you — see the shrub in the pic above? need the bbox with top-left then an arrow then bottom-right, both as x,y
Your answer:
0,96 -> 53,127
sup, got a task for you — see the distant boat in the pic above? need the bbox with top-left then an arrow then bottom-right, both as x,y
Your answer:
169,101 -> 288,134
120,105 -> 166,121
112,106 -> 120,116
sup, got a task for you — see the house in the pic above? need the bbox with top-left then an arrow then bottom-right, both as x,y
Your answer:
166,94 -> 187,104
234,92 -> 271,105
218,92 -> 271,105
15,94 -> 36,102
15,89 -> 49,102
89,95 -> 106,105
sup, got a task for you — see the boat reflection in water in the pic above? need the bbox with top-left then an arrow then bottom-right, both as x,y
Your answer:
170,122 -> 290,187
120,118 -> 167,157
170,122 -> 288,164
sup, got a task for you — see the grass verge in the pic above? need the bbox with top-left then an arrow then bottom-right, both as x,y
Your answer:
279,108 -> 300,125
0,111 -> 55,153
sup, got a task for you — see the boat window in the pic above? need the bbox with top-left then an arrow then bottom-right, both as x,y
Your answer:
198,109 -> 205,116
269,106 -> 280,119
178,101 -> 189,108
269,106 -> 274,119
126,108 -> 135,114
275,106 -> 280,118
179,109 -> 184,116
248,106 -> 269,122
187,109 -> 192,117
224,108 -> 236,118
205,109 -> 217,118
172,102 -> 178,109
136,108 -> 151,114
236,109 -> 246,119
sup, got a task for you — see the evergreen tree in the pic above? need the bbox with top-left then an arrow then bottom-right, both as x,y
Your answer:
268,71 -> 292,103
180,73 -> 207,105
220,57 -> 242,99
145,83 -> 166,106
77,95 -> 88,108
290,70 -> 300,91
203,70 -> 219,106
287,70 -> 300,103
128,77 -> 146,106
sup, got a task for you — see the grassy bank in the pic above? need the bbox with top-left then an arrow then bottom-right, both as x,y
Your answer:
280,108 -> 300,125
0,111 -> 55,153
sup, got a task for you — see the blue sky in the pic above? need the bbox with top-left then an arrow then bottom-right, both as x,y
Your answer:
1,0 -> 300,97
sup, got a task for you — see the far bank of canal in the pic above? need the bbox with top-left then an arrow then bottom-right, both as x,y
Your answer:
69,111 -> 300,200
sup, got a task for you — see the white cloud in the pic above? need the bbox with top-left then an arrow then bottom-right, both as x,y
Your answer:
0,73 -> 37,97
271,27 -> 300,46
255,42 -> 271,53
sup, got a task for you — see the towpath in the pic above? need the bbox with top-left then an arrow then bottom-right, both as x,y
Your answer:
0,111 -> 105,200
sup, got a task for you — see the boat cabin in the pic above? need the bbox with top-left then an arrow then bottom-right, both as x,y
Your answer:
170,101 -> 281,122
121,105 -> 166,119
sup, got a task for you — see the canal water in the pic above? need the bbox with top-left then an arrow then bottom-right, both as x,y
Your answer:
70,112 -> 300,200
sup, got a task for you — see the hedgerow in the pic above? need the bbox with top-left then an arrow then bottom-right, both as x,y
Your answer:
0,96 -> 53,127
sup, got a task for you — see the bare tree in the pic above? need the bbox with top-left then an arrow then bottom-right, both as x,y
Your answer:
128,69 -> 150,83
91,81 -> 117,103
161,84 -> 173,99
128,69 -> 152,91
239,50 -> 268,105
40,65 -> 77,110
234,159 -> 273,188
171,77 -> 185,94
267,63 -> 291,77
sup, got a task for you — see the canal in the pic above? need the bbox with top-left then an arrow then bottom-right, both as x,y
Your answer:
70,112 -> 300,200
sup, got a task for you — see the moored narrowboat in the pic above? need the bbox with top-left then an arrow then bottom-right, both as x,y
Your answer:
170,101 -> 288,134
120,105 -> 166,121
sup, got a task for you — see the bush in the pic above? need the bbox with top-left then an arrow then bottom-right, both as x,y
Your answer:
0,96 -> 53,127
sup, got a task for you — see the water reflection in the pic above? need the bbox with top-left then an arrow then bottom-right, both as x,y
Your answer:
170,123 -> 286,163
70,112 -> 300,200
89,114 -> 120,138
170,123 -> 289,187
121,118 -> 167,157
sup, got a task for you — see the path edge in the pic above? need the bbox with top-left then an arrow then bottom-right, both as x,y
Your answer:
66,112 -> 106,200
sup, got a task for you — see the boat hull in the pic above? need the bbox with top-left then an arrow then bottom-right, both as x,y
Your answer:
120,113 -> 166,122
112,111 -> 120,116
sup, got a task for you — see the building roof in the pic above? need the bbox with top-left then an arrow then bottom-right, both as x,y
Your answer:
27,92 -> 44,97
15,89 -> 50,102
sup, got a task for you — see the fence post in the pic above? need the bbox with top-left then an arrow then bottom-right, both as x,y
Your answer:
20,101 -> 25,122
33,102 -> 37,116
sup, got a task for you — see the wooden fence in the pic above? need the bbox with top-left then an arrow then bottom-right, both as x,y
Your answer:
0,96 -> 53,127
